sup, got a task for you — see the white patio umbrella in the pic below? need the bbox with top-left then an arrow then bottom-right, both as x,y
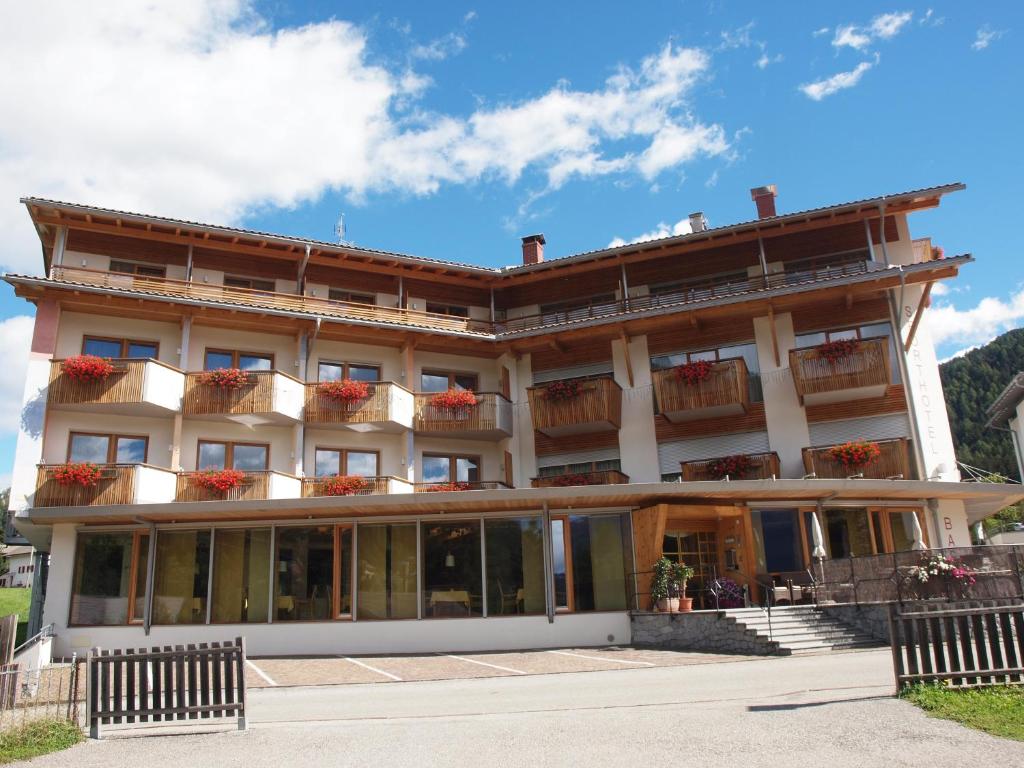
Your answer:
910,513 -> 927,551
810,511 -> 827,559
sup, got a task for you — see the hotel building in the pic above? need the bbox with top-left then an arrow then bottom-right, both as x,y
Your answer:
7,183 -> 1022,656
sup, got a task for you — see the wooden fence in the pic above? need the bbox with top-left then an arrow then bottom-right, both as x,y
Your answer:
888,603 -> 1024,691
87,638 -> 247,739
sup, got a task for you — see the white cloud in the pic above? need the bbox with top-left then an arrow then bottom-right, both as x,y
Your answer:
870,12 -> 914,39
831,11 -> 913,50
0,1 -> 730,272
812,27 -> 831,38
972,26 -> 1006,51
410,32 -> 467,61
799,60 -> 874,101
0,316 -> 34,438
608,217 -> 693,248
919,9 -> 944,27
756,53 -> 784,69
833,25 -> 873,51
928,288 -> 1024,353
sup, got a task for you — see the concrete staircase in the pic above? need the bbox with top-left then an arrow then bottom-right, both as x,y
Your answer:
723,605 -> 885,655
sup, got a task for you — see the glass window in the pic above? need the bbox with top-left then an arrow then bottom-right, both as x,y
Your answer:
751,509 -> 802,573
239,353 -> 272,371
422,455 -> 451,484
328,289 -> 376,305
133,533 -> 149,621
455,457 -> 479,482
357,524 -> 418,619
212,528 -> 271,623
126,341 -> 158,359
275,526 -> 334,621
453,374 -> 477,391
569,515 -> 627,612
224,275 -> 275,292
338,526 -> 353,616
420,372 -> 450,392
318,362 -> 343,382
347,451 -> 378,476
422,521 -> 481,617
348,365 -> 380,382
152,530 -> 211,625
70,532 -> 133,625
551,518 -> 569,611
318,362 -> 379,382
426,303 -> 469,318
204,350 -> 234,370
807,508 -> 874,559
198,442 -> 227,470
420,371 -> 478,392
314,449 -> 377,477
69,434 -> 110,463
888,511 -> 922,552
232,444 -> 268,471
82,338 -> 122,357
485,517 -> 545,615
315,449 -> 341,477
115,436 -> 147,463
110,260 -> 166,277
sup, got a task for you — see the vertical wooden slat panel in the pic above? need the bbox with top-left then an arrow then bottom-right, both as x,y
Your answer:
125,648 -> 136,724
929,616 -> 947,678
984,613 -> 1006,685
943,615 -> 962,686
958,615 -> 977,687
162,645 -> 174,719
100,649 -> 111,724
971,614 -> 991,685
47,359 -> 148,406
199,642 -> 211,719
150,646 -> 162,722
174,645 -> 186,721
112,649 -> 123,724
138,652 -> 149,723
211,642 -> 223,717
187,644 -> 199,719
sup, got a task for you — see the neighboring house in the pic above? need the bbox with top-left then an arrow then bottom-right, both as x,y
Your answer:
0,546 -> 35,588
986,372 -> 1024,482
6,183 -> 1023,657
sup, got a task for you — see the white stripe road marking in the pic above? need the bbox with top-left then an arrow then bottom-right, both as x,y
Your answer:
444,654 -> 526,675
343,656 -> 403,681
546,650 -> 656,666
245,659 -> 278,686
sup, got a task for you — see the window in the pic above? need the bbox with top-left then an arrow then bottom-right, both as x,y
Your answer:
82,336 -> 159,359
485,517 -> 545,615
872,509 -> 928,552
538,459 -> 621,478
425,302 -> 469,318
224,275 -> 275,292
68,432 -> 147,464
805,508 -> 874,559
751,509 -> 803,573
549,514 -> 627,613
317,361 -> 380,382
203,348 -> 274,371
197,441 -> 269,471
314,448 -> 378,477
69,531 -> 149,625
274,526 -> 335,621
211,528 -> 271,623
357,523 -> 417,619
422,454 -> 479,484
420,370 -> 478,392
152,530 -> 211,625
109,260 -> 166,278
328,288 -> 376,305
663,529 -> 718,608
422,521 -> 482,617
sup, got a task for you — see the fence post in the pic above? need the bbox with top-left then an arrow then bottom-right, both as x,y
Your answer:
87,648 -> 100,740
236,636 -> 247,731
1014,546 -> 1024,600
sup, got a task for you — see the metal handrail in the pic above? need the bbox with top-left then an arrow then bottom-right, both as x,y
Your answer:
13,623 -> 54,657
753,576 -> 776,641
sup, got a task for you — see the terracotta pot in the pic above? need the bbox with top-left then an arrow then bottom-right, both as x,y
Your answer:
655,598 -> 670,612
678,597 -> 694,613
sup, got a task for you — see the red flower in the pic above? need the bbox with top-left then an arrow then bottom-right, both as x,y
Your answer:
192,469 -> 247,492
429,390 -> 478,409
318,379 -> 370,403
673,360 -> 714,386
423,482 -> 472,492
199,368 -> 251,390
51,462 -> 103,487
828,441 -> 882,468
816,339 -> 860,364
62,355 -> 116,382
551,473 -> 592,487
320,475 -> 368,496
708,454 -> 753,480
541,379 -> 585,402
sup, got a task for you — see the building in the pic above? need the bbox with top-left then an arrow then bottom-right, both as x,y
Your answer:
986,371 -> 1024,482
6,183 -> 1023,657
0,546 -> 36,589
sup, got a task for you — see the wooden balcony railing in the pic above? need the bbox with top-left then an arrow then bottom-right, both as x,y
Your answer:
304,381 -> 400,424
802,438 -> 912,480
301,476 -> 393,497
49,266 -> 491,335
183,370 -> 284,416
35,463 -> 137,507
413,481 -> 511,492
789,337 -> 891,403
526,376 -> 622,437
175,471 -> 273,502
680,452 -> 780,482
652,358 -> 749,422
47,359 -> 145,406
413,392 -> 512,435
530,470 -> 630,488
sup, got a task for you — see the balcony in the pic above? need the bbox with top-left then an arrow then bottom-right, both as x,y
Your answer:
802,438 -> 912,480
789,337 -> 891,406
175,470 -> 301,502
301,476 -> 414,497
680,452 -> 780,482
526,376 -> 622,437
183,370 -> 304,424
47,359 -> 183,416
34,463 -> 177,507
413,393 -> 513,440
531,469 -> 630,488
303,381 -> 414,432
652,358 -> 749,423
413,481 -> 511,492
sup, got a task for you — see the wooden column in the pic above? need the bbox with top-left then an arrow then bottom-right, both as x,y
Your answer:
632,504 -> 668,610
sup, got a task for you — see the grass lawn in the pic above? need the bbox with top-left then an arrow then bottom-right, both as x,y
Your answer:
0,719 -> 82,764
901,684 -> 1024,741
0,588 -> 31,623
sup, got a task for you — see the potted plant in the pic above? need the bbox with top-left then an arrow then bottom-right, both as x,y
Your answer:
423,481 -> 472,492
541,379 -> 585,402
429,389 -> 478,417
708,454 -> 753,480
672,359 -> 714,386
198,368 -> 251,390
317,379 -> 370,405
672,561 -> 696,612
650,557 -> 679,613
62,355 -> 116,383
828,440 -> 881,470
816,338 -> 860,364
320,474 -> 368,496
192,468 -> 247,494
51,462 -> 104,487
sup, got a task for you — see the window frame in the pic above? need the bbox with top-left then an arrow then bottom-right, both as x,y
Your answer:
67,529 -> 150,628
109,259 -> 167,278
195,440 -> 270,471
550,514 -> 575,612
328,288 -> 376,306
203,348 -> 275,371
425,302 -> 470,318
420,369 -> 479,392
313,446 -> 380,478
421,453 -> 481,484
82,335 -> 160,360
67,431 -> 149,464
316,360 -> 382,382
333,523 -> 355,620
223,275 -> 276,292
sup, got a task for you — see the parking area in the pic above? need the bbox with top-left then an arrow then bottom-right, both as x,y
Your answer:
244,646 -> 754,688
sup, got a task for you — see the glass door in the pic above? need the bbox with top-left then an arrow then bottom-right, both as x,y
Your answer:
663,530 -> 718,609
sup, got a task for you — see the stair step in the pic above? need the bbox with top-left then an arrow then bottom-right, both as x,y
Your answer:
722,606 -> 883,655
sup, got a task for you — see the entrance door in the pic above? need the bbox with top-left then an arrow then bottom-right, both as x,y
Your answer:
663,530 -> 718,609
752,509 -> 803,573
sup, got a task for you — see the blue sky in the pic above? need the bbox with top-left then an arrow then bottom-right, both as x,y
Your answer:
0,1 -> 1021,485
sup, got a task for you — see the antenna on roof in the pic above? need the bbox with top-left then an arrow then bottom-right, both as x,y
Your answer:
334,213 -> 350,245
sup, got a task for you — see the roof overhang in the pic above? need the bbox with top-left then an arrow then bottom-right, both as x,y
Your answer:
985,372 -> 1024,428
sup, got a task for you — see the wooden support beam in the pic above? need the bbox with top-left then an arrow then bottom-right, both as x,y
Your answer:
618,328 -> 634,388
904,281 -> 934,352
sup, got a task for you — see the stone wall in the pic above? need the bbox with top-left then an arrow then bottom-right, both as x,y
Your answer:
631,611 -> 780,655
820,604 -> 892,642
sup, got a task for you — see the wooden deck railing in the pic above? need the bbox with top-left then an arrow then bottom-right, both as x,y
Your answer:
802,438 -> 911,479
652,358 -> 749,418
183,371 -> 279,416
34,464 -> 138,506
304,381 -> 399,424
789,337 -> 891,401
413,481 -> 511,492
47,359 -> 149,406
526,376 -> 622,434
413,392 -> 511,434
530,470 -> 630,488
301,476 -> 393,497
681,452 -> 781,481
175,471 -> 273,502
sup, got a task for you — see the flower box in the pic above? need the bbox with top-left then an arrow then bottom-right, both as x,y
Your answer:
51,462 -> 104,487
673,360 -> 713,386
62,355 -> 116,382
317,379 -> 370,404
319,475 -> 368,496
192,468 -> 248,493
198,368 -> 252,390
541,379 -> 585,402
423,482 -> 472,492
708,454 -> 753,480
429,390 -> 478,410
550,473 -> 593,487
816,339 -> 860,364
827,440 -> 881,469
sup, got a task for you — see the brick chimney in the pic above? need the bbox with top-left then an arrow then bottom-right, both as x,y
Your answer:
750,185 -> 778,219
521,234 -> 545,265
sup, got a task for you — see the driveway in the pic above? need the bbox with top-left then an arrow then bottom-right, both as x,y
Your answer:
16,649 -> 1023,767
